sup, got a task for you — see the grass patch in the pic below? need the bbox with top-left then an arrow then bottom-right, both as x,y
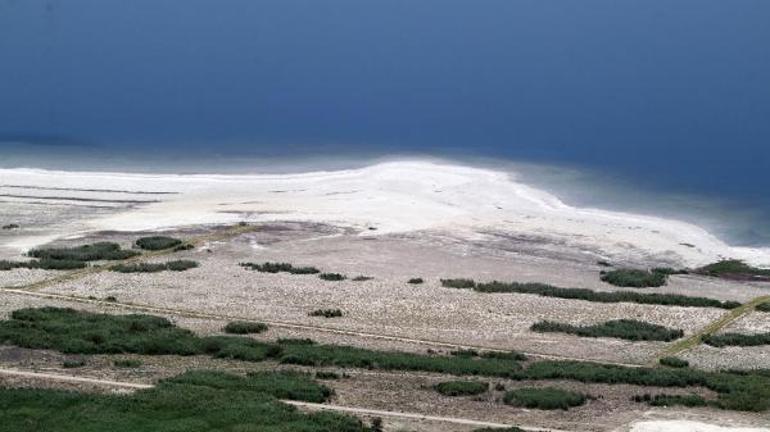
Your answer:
309,309 -> 343,318
0,369 -> 368,431
223,321 -> 268,335
600,269 -> 669,287
278,338 -> 316,345
531,319 -> 684,342
315,371 -> 341,380
660,357 -> 689,368
407,278 -> 424,284
62,359 -> 86,368
319,272 -> 346,281
441,278 -> 477,289
173,243 -> 194,252
450,349 -> 527,362
434,380 -> 488,396
29,242 -> 139,261
444,280 -> 739,309
0,259 -> 87,271
240,262 -> 320,274
135,236 -> 183,251
755,302 -> 770,312
2,223 -> 19,230
165,260 -> 198,271
110,260 -> 197,273
633,393 -> 708,407
503,387 -> 587,410
352,276 -> 373,282
703,332 -> 770,347
113,359 -> 142,368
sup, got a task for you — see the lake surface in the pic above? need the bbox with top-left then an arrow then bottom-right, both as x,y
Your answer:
1,0 -> 769,245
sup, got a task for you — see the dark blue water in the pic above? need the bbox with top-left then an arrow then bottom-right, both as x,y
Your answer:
1,1 -> 769,245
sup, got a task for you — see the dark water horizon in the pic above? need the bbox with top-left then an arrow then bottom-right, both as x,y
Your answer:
1,0 -> 769,246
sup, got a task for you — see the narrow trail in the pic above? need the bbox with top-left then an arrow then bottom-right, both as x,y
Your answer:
655,294 -> 770,362
0,367 -> 568,432
0,287 -> 643,368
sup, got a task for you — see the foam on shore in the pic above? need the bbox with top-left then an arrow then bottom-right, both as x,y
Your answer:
1,160 -> 769,267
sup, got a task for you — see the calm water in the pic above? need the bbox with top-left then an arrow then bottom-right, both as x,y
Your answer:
1,1 -> 769,245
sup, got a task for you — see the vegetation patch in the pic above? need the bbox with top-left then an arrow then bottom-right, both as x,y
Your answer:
135,236 -> 183,251
309,309 -> 343,318
278,338 -> 316,345
473,428 -> 525,432
319,272 -> 346,281
223,321 -> 268,334
240,262 -> 320,274
633,393 -> 708,408
441,278 -> 477,289
659,356 -> 689,368
755,302 -> 770,312
703,332 -> 770,347
696,260 -> 770,280
29,242 -> 139,261
173,243 -> 194,252
600,269 -> 669,288
503,387 -> 587,410
451,349 -> 527,361
113,359 -> 142,368
110,260 -> 198,273
62,359 -> 86,368
2,223 -> 19,230
531,319 -> 684,342
352,276 -> 374,282
407,278 -> 424,284
315,371 -> 341,380
434,380 -> 488,396
1,259 -> 87,271
0,370 -> 368,431
448,280 -> 739,309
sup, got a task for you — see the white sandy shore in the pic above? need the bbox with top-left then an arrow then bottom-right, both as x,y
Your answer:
1,160 -> 769,267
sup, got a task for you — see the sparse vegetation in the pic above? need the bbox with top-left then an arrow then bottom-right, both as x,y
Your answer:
441,278 -> 477,289
315,371 -> 341,380
113,359 -> 142,368
62,359 -> 86,368
703,332 -> 770,347
1,223 -> 19,230
434,380 -> 488,396
531,319 -> 684,342
632,393 -> 708,407
29,242 -> 139,261
111,260 -> 198,273
173,243 -> 194,252
443,280 -> 740,309
319,272 -> 346,281
503,387 -> 587,410
407,278 -> 424,284
135,236 -> 183,251
278,338 -> 316,345
600,268 -> 669,288
450,349 -> 527,362
473,428 -> 525,432
240,262 -> 320,274
756,302 -> 770,312
223,321 -> 268,334
0,259 -> 87,271
165,260 -> 198,271
0,370 -> 368,431
352,275 -> 373,282
659,356 -> 689,368
309,309 -> 343,318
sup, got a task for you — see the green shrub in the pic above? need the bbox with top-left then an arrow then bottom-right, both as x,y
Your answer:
0,370 -> 365,431
309,309 -> 343,318
756,302 -> 770,312
1,259 -> 87,271
703,332 -> 770,347
633,393 -> 708,407
165,260 -> 198,271
531,319 -> 684,342
2,223 -> 19,230
29,242 -> 139,261
315,371 -> 340,380
480,351 -> 528,361
660,357 -> 689,368
173,243 -> 195,252
113,359 -> 142,368
441,278 -> 476,289
110,263 -> 168,273
434,380 -> 488,396
462,280 -> 739,309
503,387 -> 587,410
600,269 -> 669,288
62,359 -> 86,368
277,338 -> 316,345
351,276 -> 373,282
408,278 -> 424,284
223,321 -> 268,334
135,236 -> 183,251
240,262 -> 320,274
697,260 -> 770,278
319,273 -> 346,281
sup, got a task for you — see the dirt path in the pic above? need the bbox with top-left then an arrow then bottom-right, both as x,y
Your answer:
0,367 -> 153,389
655,294 -> 770,362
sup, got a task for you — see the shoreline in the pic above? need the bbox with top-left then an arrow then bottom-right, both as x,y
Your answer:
1,160 -> 769,268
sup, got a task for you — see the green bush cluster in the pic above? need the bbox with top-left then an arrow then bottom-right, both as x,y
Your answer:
441,279 -> 739,309
0,370 -> 368,431
531,319 -> 684,342
278,338 -> 316,345
440,278 -> 477,289
696,260 -> 770,278
632,393 -> 708,407
659,356 -> 689,368
309,309 -> 343,318
756,302 -> 770,312
135,236 -> 183,251
352,276 -> 374,282
600,269 -> 669,288
240,262 -> 320,274
1,259 -> 87,271
29,242 -> 139,261
319,273 -> 346,281
62,359 -> 86,368
1,223 -> 19,230
113,359 -> 142,368
315,371 -> 341,380
703,332 -> 770,347
434,380 -> 488,396
503,387 -> 587,410
450,349 -> 527,361
223,321 -> 269,334
110,260 -> 198,273
407,278 -> 424,284
173,243 -> 195,252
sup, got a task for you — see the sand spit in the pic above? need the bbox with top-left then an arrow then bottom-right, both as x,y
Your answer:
1,160 -> 769,267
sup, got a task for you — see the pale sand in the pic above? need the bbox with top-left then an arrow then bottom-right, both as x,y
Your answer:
1,160 -> 769,267
630,421 -> 770,432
